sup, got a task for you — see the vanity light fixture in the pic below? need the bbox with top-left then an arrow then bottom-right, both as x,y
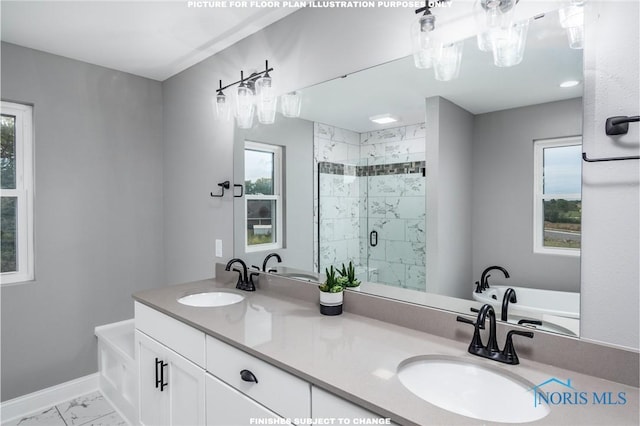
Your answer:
475,0 -> 518,52
214,60 -> 279,129
559,0 -> 585,49
560,80 -> 580,88
369,113 -> 399,124
410,1 -> 437,69
281,91 -> 302,118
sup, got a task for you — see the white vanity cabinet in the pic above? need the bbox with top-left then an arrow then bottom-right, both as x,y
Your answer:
205,373 -> 293,425
135,302 -> 207,426
136,331 -> 206,426
312,386 -> 395,425
205,335 -> 311,423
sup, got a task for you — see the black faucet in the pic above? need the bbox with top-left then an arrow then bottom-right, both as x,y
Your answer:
479,265 -> 510,291
501,287 -> 517,321
262,253 -> 282,272
457,303 -> 533,365
225,258 -> 255,291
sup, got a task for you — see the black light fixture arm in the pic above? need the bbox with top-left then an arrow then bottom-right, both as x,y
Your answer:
415,1 -> 432,15
217,60 -> 274,94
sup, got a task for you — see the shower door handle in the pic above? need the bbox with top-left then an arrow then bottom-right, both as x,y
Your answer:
369,230 -> 378,247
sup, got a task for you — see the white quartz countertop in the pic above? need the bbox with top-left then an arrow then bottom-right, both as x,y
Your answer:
133,278 -> 639,426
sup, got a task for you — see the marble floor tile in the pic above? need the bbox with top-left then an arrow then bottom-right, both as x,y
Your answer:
2,406 -> 66,426
56,391 -> 116,426
1,391 -> 125,426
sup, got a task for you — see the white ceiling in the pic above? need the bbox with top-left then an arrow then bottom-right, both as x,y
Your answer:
299,10 -> 583,133
1,1 -> 300,81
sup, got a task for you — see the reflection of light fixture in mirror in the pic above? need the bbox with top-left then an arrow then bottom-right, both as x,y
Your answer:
214,80 -> 231,122
236,72 -> 255,129
475,0 -> 518,52
281,91 -> 302,118
559,0 -> 584,49
411,3 -> 436,69
369,114 -> 399,125
433,41 -> 464,81
492,19 -> 529,67
560,80 -> 580,88
255,62 -> 277,125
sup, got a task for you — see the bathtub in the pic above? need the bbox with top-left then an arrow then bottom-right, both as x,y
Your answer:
472,285 -> 580,319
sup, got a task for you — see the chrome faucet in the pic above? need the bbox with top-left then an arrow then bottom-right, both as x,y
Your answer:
262,253 -> 282,272
225,258 -> 255,291
501,287 -> 517,321
479,265 -> 510,291
457,303 -> 533,365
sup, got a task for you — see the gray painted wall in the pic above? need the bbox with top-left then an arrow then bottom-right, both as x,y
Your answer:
0,43 -> 164,401
232,116 -> 314,271
581,1 -> 639,349
425,97 -> 474,300
472,98 -> 582,293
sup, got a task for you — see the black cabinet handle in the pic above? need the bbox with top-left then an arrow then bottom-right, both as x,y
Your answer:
240,369 -> 258,384
155,357 -> 168,391
369,230 -> 378,247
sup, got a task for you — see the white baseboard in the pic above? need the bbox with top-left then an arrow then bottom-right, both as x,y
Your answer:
1,373 -> 99,423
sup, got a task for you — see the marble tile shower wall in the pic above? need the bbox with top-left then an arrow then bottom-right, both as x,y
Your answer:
314,122 -> 426,291
360,124 -> 426,291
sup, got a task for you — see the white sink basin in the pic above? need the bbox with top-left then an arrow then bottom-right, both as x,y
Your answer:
177,292 -> 244,307
397,355 -> 549,423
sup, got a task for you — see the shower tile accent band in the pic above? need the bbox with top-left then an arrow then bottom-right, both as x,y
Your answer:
318,161 -> 425,177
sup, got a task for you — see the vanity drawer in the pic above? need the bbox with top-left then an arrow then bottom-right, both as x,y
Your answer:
206,335 -> 310,421
134,302 -> 205,368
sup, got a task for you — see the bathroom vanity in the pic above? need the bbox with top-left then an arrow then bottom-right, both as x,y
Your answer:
132,271 -> 639,426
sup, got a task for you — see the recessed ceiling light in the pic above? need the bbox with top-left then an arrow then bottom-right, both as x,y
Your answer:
560,80 -> 580,88
369,114 -> 399,124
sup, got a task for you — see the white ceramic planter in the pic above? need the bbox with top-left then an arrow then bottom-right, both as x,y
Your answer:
319,290 -> 343,316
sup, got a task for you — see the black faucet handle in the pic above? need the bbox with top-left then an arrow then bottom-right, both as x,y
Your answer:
501,330 -> 534,365
456,316 -> 476,326
470,307 -> 480,313
251,265 -> 260,270
474,281 -> 483,293
517,319 -> 543,326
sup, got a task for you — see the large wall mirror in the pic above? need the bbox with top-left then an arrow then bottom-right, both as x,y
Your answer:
234,8 -> 583,337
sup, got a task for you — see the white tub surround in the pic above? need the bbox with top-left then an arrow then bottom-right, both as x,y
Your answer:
133,275 -> 639,426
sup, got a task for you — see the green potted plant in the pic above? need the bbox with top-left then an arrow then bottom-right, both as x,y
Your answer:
338,261 -> 361,288
319,266 -> 344,316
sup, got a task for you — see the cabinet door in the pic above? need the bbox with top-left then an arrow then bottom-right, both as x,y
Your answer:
136,330 -> 170,426
167,347 -> 206,426
136,330 -> 206,426
311,386 -> 394,424
206,373 -> 292,426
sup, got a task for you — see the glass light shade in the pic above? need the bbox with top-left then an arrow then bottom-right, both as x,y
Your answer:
255,75 -> 277,124
559,3 -> 584,49
235,85 -> 255,129
411,14 -> 436,69
475,0 -> 517,52
214,92 -> 231,121
281,91 -> 302,118
433,41 -> 464,82
492,19 -> 529,67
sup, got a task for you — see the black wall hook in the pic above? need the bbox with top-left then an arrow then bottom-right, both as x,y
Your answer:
211,181 -> 230,197
233,184 -> 244,198
605,115 -> 640,136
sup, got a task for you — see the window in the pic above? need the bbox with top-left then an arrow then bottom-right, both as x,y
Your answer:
1,101 -> 34,284
244,141 -> 283,252
533,136 -> 582,255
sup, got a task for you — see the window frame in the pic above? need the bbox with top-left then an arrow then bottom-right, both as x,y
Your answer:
244,141 -> 283,253
1,101 -> 35,285
532,136 -> 582,257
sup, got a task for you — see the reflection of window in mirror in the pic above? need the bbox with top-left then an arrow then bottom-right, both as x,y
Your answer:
533,136 -> 582,256
244,141 -> 283,252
